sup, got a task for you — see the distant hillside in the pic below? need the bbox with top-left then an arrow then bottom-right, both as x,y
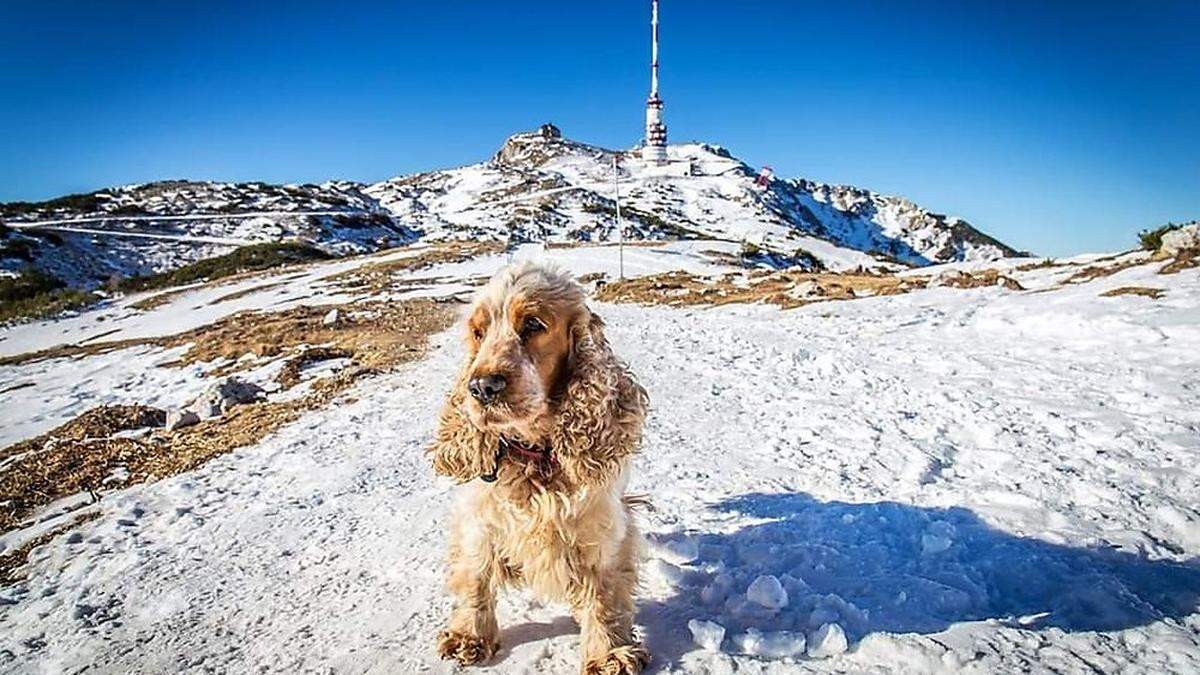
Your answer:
0,128 -> 1020,288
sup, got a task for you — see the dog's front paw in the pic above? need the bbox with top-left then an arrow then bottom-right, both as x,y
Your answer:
437,629 -> 499,666
582,645 -> 650,675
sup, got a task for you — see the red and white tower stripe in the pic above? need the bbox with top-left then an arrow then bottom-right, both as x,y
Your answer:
643,0 -> 669,164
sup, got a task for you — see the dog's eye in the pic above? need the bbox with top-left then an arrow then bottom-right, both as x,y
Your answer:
520,317 -> 545,339
472,327 -> 483,341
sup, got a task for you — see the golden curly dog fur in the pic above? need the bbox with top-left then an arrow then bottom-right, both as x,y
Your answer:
429,261 -> 650,674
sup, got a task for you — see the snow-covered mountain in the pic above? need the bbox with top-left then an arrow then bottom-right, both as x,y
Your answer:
0,181 -> 417,287
1,127 -> 1019,287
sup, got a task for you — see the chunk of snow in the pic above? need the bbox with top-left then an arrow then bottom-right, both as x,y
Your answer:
655,535 -> 699,564
322,308 -> 340,326
650,558 -> 686,585
807,623 -> 848,659
732,628 -> 806,658
687,619 -> 726,652
700,573 -> 734,606
921,520 -> 957,555
746,574 -> 788,610
755,631 -> 807,659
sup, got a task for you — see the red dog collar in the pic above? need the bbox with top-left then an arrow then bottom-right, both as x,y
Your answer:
480,437 -> 555,482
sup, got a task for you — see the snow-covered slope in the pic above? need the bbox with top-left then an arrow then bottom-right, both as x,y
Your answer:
0,181 -> 417,287
366,128 -> 1018,270
0,245 -> 1196,673
2,128 -> 1019,288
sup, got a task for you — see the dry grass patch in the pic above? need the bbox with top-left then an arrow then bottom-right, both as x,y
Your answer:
1101,286 -> 1166,300
596,269 -> 926,309
596,267 -> 1030,309
128,288 -> 190,311
2,296 -> 452,369
328,240 -> 504,294
0,298 -> 454,562
1159,249 -> 1198,275
164,300 -> 450,373
1015,259 -> 1062,272
209,281 -> 286,305
1064,254 -> 1150,284
276,346 -> 354,388
935,269 -> 1025,291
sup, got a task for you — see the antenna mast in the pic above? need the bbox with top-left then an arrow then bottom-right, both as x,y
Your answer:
642,0 -> 668,165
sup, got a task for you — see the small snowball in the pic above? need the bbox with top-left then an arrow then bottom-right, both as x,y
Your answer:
807,623 -> 848,659
746,574 -> 789,610
687,619 -> 726,652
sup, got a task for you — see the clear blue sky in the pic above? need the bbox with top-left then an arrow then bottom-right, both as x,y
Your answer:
2,1 -> 1196,256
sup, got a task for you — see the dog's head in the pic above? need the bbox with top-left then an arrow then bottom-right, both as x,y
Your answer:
430,262 -> 647,489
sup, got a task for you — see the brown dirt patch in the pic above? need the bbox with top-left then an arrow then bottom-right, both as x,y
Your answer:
1100,286 -> 1166,299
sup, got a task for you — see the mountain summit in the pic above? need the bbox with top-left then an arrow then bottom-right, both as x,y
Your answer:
1,127 -> 1019,287
369,128 -> 1018,268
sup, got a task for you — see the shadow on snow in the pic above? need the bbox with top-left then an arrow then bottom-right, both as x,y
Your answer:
638,492 -> 1200,667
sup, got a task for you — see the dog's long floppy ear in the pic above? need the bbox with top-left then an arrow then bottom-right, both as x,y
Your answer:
429,369 -> 499,483
552,309 -> 649,489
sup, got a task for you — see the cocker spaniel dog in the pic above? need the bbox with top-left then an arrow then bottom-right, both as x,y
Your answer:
429,261 -> 650,674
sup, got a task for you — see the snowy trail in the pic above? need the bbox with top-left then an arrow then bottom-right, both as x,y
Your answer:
2,260 -> 1199,673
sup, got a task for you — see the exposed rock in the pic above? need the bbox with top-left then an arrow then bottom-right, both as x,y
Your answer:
166,409 -> 200,430
188,377 -> 266,419
1161,223 -> 1200,255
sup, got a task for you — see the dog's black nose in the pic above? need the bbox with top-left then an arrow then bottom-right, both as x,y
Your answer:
468,374 -> 507,404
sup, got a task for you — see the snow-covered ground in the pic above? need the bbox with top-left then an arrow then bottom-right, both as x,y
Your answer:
1,244 -> 1198,674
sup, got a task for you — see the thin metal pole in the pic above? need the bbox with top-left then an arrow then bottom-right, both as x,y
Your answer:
613,155 -> 623,280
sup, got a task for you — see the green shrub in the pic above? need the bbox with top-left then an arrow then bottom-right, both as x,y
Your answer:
0,269 -> 63,302
740,241 -> 762,258
1,191 -> 108,216
120,242 -> 331,292
1138,222 -> 1182,251
0,270 -> 98,323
